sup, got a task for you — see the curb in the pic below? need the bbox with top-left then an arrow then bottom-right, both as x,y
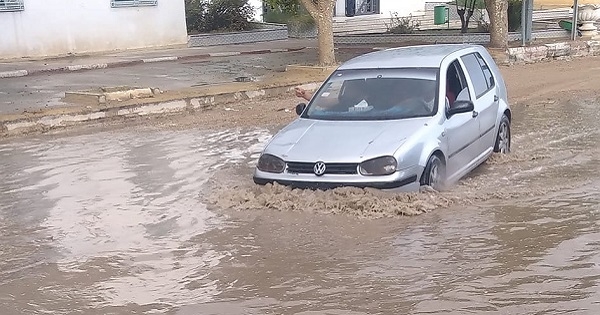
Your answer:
0,47 -> 307,79
0,81 -> 322,138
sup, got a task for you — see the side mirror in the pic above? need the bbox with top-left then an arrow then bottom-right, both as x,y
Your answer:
447,100 -> 474,117
295,103 -> 307,116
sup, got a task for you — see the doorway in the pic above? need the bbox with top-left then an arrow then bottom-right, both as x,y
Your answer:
345,0 -> 379,17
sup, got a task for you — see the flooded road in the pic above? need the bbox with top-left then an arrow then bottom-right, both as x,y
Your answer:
0,96 -> 599,314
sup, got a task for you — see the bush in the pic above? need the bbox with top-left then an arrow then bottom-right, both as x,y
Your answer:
386,13 -> 420,34
288,14 -> 315,31
185,0 -> 255,33
508,0 -> 522,32
263,0 -> 314,29
264,0 -> 302,16
262,9 -> 292,24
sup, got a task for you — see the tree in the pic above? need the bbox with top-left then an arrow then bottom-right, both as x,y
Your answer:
299,0 -> 337,66
484,0 -> 509,48
267,0 -> 336,66
455,0 -> 478,33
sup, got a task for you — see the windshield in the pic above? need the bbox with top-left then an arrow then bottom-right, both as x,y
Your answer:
302,68 -> 439,121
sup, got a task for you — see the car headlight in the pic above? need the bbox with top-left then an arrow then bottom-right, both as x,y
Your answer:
257,154 -> 286,173
359,156 -> 397,176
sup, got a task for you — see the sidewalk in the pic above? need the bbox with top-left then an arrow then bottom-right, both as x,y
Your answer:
0,39 -> 316,78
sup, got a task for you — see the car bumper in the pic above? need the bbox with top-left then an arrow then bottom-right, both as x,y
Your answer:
253,166 -> 422,192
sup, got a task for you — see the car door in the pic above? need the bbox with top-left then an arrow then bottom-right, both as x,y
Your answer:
442,59 -> 481,182
460,52 -> 499,153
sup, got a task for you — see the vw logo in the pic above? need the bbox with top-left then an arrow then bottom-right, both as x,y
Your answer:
313,161 -> 327,176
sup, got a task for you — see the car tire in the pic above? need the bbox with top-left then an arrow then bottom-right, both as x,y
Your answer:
420,154 -> 445,191
494,115 -> 511,154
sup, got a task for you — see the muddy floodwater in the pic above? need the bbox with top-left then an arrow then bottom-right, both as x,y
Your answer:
1,96 -> 599,315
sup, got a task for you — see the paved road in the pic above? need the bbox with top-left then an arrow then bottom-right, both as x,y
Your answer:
0,39 -> 316,73
1,95 -> 599,314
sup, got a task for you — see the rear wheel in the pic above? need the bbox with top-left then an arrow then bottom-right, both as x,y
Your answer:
494,115 -> 511,153
420,154 -> 445,191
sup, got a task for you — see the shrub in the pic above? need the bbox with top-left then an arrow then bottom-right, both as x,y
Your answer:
508,0 -> 523,32
185,0 -> 255,33
264,0 -> 302,16
386,13 -> 420,34
263,0 -> 315,30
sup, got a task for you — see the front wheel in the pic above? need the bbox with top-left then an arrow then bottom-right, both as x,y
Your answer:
494,115 -> 511,154
420,154 -> 445,191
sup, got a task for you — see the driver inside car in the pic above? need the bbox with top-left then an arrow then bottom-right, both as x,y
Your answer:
307,79 -> 371,112
378,81 -> 436,115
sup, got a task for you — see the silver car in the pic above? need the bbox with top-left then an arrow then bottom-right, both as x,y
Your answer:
253,44 -> 511,191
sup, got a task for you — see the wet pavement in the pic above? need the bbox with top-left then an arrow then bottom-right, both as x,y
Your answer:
0,96 -> 599,314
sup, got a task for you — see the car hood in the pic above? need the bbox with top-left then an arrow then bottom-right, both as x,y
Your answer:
265,118 -> 431,162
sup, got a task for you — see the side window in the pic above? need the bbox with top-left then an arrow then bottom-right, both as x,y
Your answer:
446,59 -> 470,108
111,0 -> 158,8
0,0 -> 25,12
475,53 -> 495,89
460,53 -> 491,98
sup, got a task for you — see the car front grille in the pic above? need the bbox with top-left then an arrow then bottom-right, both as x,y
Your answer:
286,162 -> 358,175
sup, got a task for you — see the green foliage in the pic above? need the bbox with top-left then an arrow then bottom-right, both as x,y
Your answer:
508,0 -> 522,32
289,13 -> 316,30
264,0 -> 302,15
263,0 -> 315,30
449,0 -> 486,10
185,0 -> 208,32
386,13 -> 420,34
185,0 -> 255,33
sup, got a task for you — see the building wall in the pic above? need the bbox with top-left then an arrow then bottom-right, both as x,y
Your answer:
380,0 -> 426,17
0,0 -> 187,60
334,0 -> 426,17
335,0 -> 345,16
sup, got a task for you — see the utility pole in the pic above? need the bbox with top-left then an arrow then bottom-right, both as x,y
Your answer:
572,0 -> 579,40
521,0 -> 533,46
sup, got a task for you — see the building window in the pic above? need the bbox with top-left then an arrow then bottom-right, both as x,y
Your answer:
0,0 -> 25,12
111,0 -> 158,8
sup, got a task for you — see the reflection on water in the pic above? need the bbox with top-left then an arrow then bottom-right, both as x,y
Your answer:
0,128 -> 272,313
0,97 -> 599,314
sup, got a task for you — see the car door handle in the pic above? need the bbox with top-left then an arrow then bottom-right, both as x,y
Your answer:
494,95 -> 499,102
472,111 -> 479,118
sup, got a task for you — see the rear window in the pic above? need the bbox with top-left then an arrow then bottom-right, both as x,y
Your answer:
302,68 -> 439,121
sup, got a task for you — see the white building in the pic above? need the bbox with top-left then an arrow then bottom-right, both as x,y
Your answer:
0,0 -> 188,60
335,0 -> 427,18
258,0 -> 429,22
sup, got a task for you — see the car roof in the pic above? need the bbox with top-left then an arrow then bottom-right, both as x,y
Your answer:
337,44 -> 480,70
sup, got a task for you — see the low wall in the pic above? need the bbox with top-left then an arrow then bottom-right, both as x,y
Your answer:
288,24 -> 318,39
508,40 -> 600,63
188,23 -> 288,47
333,30 -> 570,45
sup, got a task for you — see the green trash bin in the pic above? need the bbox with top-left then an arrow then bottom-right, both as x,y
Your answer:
434,5 -> 448,25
